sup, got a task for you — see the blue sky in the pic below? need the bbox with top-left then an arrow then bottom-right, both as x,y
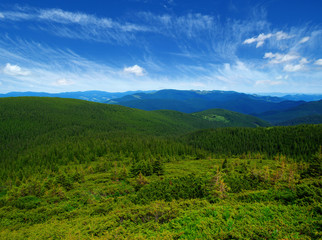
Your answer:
0,0 -> 321,94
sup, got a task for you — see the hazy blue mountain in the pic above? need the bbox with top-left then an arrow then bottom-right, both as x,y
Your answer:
257,100 -> 322,125
0,90 -> 154,102
107,89 -> 304,114
281,94 -> 322,102
256,93 -> 322,101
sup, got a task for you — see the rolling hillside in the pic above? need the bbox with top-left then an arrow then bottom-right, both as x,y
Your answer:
0,97 -> 268,181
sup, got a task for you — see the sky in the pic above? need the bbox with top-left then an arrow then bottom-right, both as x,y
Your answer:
0,0 -> 321,94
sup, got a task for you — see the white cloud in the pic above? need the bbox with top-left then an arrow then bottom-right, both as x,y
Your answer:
283,64 -> 304,72
244,31 -> 294,48
53,78 -> 75,86
299,58 -> 309,64
243,33 -> 273,48
3,63 -> 30,76
264,52 -> 299,64
299,36 -> 310,44
243,31 -> 294,48
256,80 -> 283,86
276,75 -> 289,80
123,65 -> 146,76
314,59 -> 322,66
275,31 -> 293,40
282,57 -> 309,72
0,13 -> 4,19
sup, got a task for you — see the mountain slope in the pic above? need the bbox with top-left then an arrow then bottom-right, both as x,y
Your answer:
257,100 -> 322,125
0,97 -> 268,143
0,97 -> 268,181
107,89 -> 304,114
0,90 -> 154,103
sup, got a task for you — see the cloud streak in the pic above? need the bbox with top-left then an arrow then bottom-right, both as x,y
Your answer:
0,7 -> 151,44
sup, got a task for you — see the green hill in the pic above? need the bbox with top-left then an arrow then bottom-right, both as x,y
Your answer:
192,109 -> 270,128
0,97 -> 268,182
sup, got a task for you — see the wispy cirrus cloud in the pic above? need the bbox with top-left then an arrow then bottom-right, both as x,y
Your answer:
0,6 -> 268,62
0,7 -> 151,44
299,36 -> 310,44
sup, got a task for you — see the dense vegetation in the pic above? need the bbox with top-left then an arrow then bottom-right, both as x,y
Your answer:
0,97 -> 321,239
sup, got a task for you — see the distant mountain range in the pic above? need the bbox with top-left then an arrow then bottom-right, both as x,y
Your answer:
1,90 -> 321,103
106,89 -> 305,115
0,90 -> 154,102
1,89 -> 321,126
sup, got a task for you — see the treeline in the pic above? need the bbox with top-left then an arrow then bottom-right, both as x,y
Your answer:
1,124 -> 321,182
184,124 -> 322,161
0,133 -> 205,182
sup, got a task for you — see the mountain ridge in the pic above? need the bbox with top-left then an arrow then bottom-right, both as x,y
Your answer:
106,89 -> 305,115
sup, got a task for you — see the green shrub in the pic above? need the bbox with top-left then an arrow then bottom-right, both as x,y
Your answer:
12,196 -> 42,209
134,174 -> 206,204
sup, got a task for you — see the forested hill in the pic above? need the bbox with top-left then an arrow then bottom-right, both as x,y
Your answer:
0,97 -> 267,181
0,97 -> 268,138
